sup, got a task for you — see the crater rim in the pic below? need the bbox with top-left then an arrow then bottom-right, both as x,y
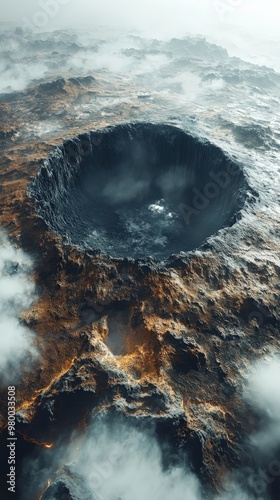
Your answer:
31,122 -> 250,263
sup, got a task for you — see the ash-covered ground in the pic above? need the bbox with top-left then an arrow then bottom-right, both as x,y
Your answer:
0,23 -> 279,500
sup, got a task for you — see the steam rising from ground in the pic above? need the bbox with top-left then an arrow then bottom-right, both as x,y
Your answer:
0,59 -> 47,94
0,233 -> 36,385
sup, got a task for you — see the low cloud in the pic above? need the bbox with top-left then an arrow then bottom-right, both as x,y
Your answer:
0,232 -> 37,385
246,356 -> 280,456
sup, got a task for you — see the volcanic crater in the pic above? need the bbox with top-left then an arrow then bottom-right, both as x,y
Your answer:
32,123 -> 248,260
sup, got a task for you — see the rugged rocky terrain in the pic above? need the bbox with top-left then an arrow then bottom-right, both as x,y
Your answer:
0,27 -> 279,500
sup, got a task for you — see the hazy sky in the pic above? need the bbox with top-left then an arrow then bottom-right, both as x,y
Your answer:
1,0 -> 280,38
